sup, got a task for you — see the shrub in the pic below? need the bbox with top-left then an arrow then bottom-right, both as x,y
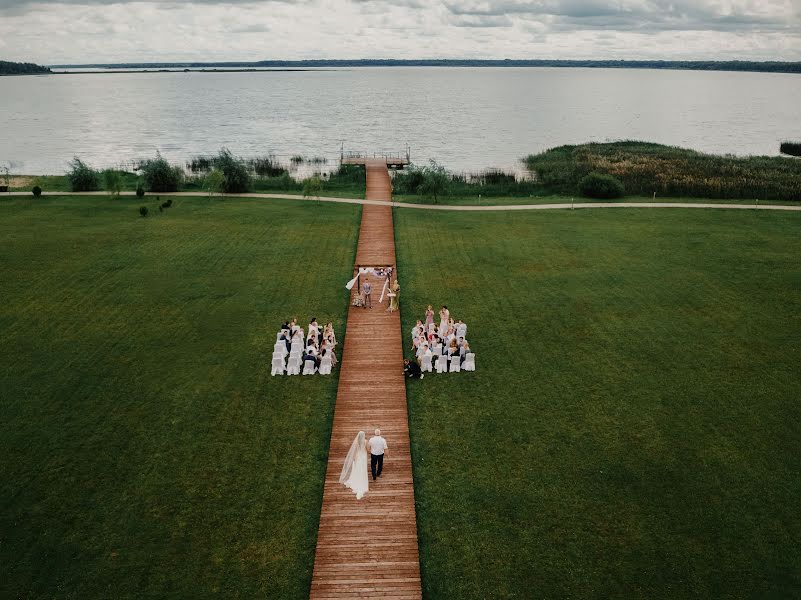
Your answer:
302,175 -> 323,199
139,206 -> 148,217
780,142 -> 801,157
205,168 -> 225,196
578,172 -> 625,199
136,185 -> 145,198
32,185 -> 42,197
67,157 -> 101,192
103,169 -> 122,197
215,148 -> 251,193
140,153 -> 183,192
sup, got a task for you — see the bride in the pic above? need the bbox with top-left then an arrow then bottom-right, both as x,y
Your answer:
340,431 -> 369,499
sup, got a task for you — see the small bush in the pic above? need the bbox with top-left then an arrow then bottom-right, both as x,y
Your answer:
67,157 -> 101,192
215,148 -> 251,193
103,169 -> 122,197
205,168 -> 225,196
578,172 -> 625,199
136,185 -> 145,198
139,206 -> 148,217
140,153 -> 183,192
32,185 -> 42,197
780,142 -> 801,157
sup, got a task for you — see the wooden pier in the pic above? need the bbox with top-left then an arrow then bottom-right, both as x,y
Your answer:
309,160 -> 422,599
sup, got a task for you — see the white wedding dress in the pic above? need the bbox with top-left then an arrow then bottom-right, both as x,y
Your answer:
340,431 -> 369,500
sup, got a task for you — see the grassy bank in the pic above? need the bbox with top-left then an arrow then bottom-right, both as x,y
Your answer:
0,195 -> 360,598
526,141 -> 801,201
396,208 -> 801,598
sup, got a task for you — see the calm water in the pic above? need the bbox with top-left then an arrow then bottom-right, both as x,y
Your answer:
1,67 -> 800,175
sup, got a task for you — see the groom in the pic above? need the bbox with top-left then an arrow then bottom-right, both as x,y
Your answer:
368,428 -> 388,481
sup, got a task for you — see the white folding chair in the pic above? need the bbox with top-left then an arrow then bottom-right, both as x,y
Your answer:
274,342 -> 288,358
302,359 -> 317,375
286,356 -> 301,375
435,355 -> 447,373
457,325 -> 467,338
463,353 -> 476,371
421,354 -> 433,373
271,357 -> 285,376
450,357 -> 461,372
272,351 -> 285,362
319,355 -> 332,375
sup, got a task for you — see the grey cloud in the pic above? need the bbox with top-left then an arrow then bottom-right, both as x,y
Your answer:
444,0 -> 798,33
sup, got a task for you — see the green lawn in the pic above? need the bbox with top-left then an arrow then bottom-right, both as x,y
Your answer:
0,195 -> 361,599
392,193 -> 798,207
395,208 -> 801,598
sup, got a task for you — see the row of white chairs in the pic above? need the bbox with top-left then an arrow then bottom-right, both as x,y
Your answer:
271,330 -> 333,376
420,351 -> 475,373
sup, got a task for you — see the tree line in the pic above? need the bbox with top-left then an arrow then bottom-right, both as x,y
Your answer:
0,60 -> 51,75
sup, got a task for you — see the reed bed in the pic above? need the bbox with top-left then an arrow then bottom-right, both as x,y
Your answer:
526,141 -> 801,201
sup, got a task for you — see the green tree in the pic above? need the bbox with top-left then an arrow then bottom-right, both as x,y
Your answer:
303,175 -> 323,200
103,169 -> 122,198
419,160 -> 449,204
205,168 -> 225,197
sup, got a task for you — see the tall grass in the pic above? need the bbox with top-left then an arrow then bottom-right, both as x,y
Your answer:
526,141 -> 801,201
393,164 -> 541,198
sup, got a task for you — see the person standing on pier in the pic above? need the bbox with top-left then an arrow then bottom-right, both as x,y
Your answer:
362,278 -> 372,309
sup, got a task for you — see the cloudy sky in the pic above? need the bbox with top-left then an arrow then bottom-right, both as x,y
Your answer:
1,0 -> 799,64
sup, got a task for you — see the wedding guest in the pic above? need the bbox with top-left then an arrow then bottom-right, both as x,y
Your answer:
362,279 -> 373,309
460,341 -> 470,358
403,358 -> 423,379
439,305 -> 450,332
388,280 -> 400,312
420,344 -> 432,366
303,347 -> 320,368
416,342 -> 428,361
279,330 -> 291,352
448,338 -> 459,356
425,305 -> 435,328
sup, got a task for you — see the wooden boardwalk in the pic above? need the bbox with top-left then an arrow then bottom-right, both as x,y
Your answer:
309,161 -> 422,599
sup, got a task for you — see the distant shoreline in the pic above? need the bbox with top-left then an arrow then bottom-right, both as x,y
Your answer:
45,59 -> 801,75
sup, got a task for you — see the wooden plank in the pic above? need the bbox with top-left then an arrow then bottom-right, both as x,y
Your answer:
309,160 -> 422,599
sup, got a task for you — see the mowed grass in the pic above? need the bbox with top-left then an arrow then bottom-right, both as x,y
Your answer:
0,195 -> 360,598
395,208 -> 801,598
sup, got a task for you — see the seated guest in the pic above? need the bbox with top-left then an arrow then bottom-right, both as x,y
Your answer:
281,320 -> 290,332
309,317 -> 320,341
290,318 -> 300,334
448,338 -> 459,356
324,345 -> 337,366
460,341 -> 470,358
324,322 -> 336,346
403,358 -> 423,379
292,329 -> 304,344
303,347 -> 320,368
416,342 -> 428,361
279,330 -> 291,351
420,344 -> 432,365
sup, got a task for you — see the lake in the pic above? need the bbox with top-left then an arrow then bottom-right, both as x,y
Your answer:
1,67 -> 799,175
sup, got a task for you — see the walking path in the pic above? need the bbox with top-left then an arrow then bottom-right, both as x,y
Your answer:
309,160 -> 422,599
5,191 -> 800,212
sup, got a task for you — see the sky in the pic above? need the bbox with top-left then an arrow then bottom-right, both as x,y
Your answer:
1,0 -> 799,64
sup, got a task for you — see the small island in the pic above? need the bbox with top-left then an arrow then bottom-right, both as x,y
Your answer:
0,60 -> 51,76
